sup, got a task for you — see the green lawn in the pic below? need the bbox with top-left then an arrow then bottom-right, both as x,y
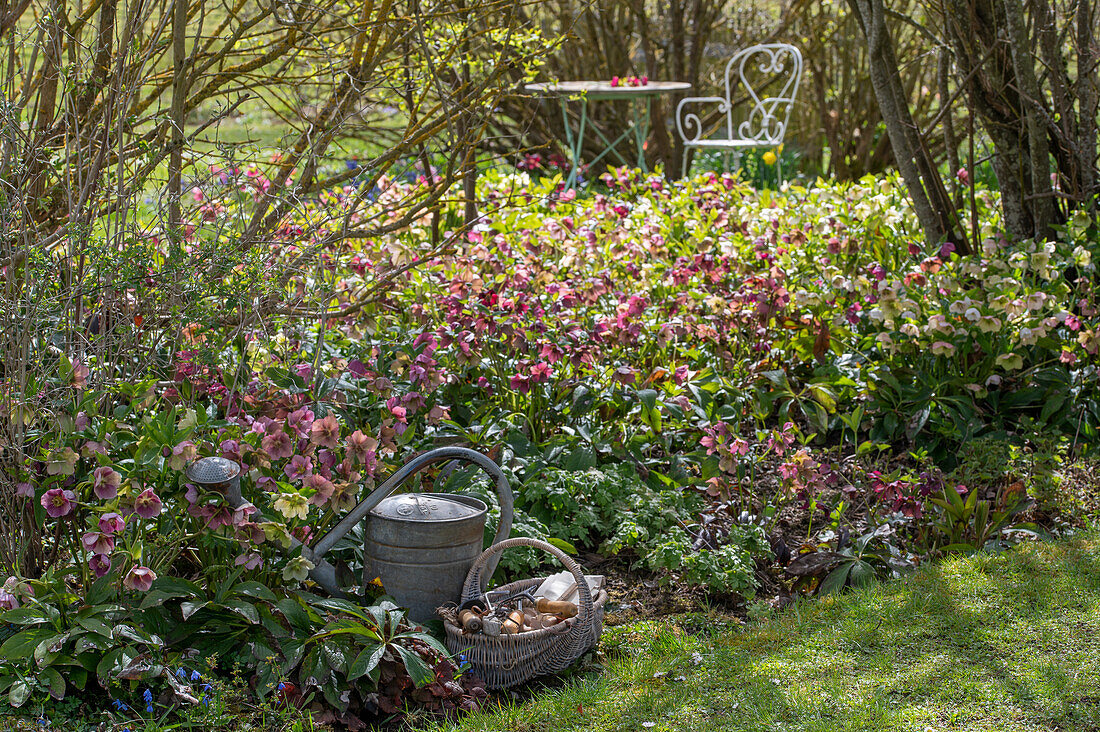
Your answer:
424,535 -> 1100,732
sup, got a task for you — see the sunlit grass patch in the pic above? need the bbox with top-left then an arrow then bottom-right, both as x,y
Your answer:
426,535 -> 1100,732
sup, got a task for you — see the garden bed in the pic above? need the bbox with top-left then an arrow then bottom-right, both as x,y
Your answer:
2,166 -> 1098,728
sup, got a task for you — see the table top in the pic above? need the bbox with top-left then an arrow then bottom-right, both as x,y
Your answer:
525,80 -> 692,98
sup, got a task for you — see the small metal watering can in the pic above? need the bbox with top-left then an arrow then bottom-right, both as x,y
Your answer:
185,446 -> 513,624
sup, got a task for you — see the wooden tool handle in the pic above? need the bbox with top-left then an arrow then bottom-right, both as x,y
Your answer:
536,598 -> 578,618
458,609 -> 483,633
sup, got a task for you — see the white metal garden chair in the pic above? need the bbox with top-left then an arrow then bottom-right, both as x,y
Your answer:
675,43 -> 803,178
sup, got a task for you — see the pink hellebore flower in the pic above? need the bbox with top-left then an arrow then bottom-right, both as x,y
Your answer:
219,439 -> 244,464
93,466 -> 122,499
133,488 -> 163,519
310,415 -> 341,450
529,362 -> 553,383
41,488 -> 76,518
287,407 -> 315,439
81,531 -> 116,555
956,168 -> 970,184
261,430 -> 295,460
201,504 -> 235,530
123,566 -> 157,592
234,552 -> 263,570
89,554 -> 112,578
778,462 -> 799,481
306,473 -> 335,507
15,482 -> 33,499
427,405 -> 449,425
168,440 -> 198,471
284,454 -> 314,482
70,359 -> 90,389
0,577 -> 30,610
345,430 -> 378,465
1060,350 -> 1078,365
98,512 -> 126,534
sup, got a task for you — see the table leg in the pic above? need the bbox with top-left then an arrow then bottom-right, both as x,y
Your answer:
560,96 -> 589,190
588,125 -> 636,169
631,97 -> 652,174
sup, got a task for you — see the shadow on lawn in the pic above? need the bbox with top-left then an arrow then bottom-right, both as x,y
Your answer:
444,538 -> 1100,731
603,537 -> 1100,731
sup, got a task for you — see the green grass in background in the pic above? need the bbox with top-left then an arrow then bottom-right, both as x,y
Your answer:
423,535 -> 1100,732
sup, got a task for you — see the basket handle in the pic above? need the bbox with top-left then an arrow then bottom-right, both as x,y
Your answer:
461,537 -> 596,631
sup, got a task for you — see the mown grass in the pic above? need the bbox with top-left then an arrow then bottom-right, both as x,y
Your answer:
423,534 -> 1100,732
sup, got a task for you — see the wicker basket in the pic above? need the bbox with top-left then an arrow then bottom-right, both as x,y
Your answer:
441,537 -> 608,689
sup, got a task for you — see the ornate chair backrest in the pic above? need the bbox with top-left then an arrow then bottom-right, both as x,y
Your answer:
722,44 -> 802,145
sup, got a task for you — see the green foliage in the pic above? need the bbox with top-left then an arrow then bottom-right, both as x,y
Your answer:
0,566 -> 165,708
927,485 -> 1033,552
518,465 -> 702,552
645,524 -> 771,596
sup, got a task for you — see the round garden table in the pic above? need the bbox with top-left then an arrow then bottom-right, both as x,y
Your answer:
525,80 -> 692,188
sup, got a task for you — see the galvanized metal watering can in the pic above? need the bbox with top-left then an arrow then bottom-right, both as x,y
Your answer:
185,446 -> 514,624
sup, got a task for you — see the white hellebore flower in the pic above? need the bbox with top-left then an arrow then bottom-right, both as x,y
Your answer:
282,556 -> 315,582
1073,245 -> 1092,268
927,314 -> 955,335
977,317 -> 1002,333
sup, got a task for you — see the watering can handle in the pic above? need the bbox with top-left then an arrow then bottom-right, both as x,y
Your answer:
310,446 -> 514,581
224,447 -> 513,599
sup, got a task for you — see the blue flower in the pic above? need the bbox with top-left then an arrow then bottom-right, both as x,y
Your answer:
201,683 -> 212,693
142,688 -> 153,703
277,682 -> 285,691
175,667 -> 187,679
190,670 -> 201,682
111,699 -> 129,711
145,704 -> 154,714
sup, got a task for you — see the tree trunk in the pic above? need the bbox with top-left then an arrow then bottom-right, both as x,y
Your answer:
1002,0 -> 1054,239
846,0 -> 968,251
